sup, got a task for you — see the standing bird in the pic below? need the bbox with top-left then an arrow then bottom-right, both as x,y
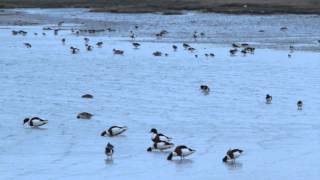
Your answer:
101,126 -> 128,137
23,117 -> 48,127
105,143 -> 114,159
266,94 -> 272,104
147,140 -> 174,152
222,149 -> 243,162
172,45 -> 178,51
167,145 -> 195,160
297,100 -> 303,110
150,128 -> 172,142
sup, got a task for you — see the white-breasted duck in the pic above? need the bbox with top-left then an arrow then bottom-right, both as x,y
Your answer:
297,100 -> 303,110
105,142 -> 114,159
167,145 -> 195,160
222,149 -> 243,162
147,140 -> 174,152
266,94 -> 272,104
77,112 -> 93,119
101,126 -> 128,137
23,117 -> 48,127
150,128 -> 172,142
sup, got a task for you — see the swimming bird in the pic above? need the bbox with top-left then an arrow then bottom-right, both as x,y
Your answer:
222,149 -> 243,162
24,43 -> 32,48
232,43 -> 241,48
23,117 -> 48,127
147,140 -> 174,152
81,94 -> 93,99
266,94 -> 272,104
167,145 -> 195,160
153,51 -> 162,56
96,42 -> 103,47
77,112 -> 93,119
105,143 -> 114,159
113,49 -> 124,55
132,42 -> 140,48
200,85 -> 210,94
54,29 -> 59,35
86,45 -> 93,51
188,47 -> 196,52
101,126 -> 128,137
297,100 -> 303,110
84,37 -> 90,43
183,43 -> 190,49
230,49 -> 238,55
150,128 -> 172,142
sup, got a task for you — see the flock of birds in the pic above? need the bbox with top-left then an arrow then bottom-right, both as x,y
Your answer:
15,22 -> 306,165
22,86 -> 304,163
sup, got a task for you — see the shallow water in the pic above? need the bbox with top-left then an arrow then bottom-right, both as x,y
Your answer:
0,9 -> 320,180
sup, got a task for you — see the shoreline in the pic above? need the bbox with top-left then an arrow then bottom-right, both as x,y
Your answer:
1,2 -> 320,15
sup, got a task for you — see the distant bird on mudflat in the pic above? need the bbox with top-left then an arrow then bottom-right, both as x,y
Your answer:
232,43 -> 241,48
70,46 -> 79,54
105,143 -> 114,159
183,43 -> 190,49
113,49 -> 124,55
266,94 -> 272,104
96,42 -> 103,47
82,94 -> 94,99
77,112 -> 93,119
230,49 -> 238,55
23,117 -> 48,127
297,100 -> 303,110
222,149 -> 243,162
101,126 -> 128,137
61,38 -> 66,44
24,43 -> 32,48
86,45 -> 93,51
200,85 -> 210,94
167,145 -> 195,160
132,42 -> 140,48
150,128 -> 172,142
147,140 -> 174,152
172,45 -> 178,51
153,51 -> 162,56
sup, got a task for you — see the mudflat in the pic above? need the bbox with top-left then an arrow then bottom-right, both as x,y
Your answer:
1,0 -> 320,14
